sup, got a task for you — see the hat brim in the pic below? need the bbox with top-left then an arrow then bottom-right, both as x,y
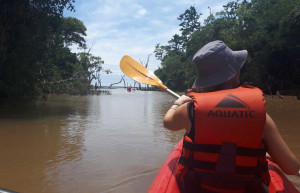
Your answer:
193,50 -> 248,88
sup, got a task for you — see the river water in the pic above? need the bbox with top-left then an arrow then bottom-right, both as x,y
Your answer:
0,89 -> 299,193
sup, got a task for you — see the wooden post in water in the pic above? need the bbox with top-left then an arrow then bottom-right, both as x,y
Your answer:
268,87 -> 273,98
276,91 -> 283,99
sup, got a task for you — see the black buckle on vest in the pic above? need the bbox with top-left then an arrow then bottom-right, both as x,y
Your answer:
215,142 -> 236,176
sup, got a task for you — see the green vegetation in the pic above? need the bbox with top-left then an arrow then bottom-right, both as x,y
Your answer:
2,0 -> 300,102
0,0 -> 106,101
154,0 -> 300,94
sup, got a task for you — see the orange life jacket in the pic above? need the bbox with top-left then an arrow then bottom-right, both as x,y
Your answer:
176,85 -> 270,193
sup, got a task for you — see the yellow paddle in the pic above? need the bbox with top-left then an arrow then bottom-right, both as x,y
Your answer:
120,55 -> 180,98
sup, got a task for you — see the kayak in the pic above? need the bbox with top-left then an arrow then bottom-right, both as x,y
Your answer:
148,139 -> 299,193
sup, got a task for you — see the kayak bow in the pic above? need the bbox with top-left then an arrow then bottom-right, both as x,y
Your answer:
148,139 -> 299,193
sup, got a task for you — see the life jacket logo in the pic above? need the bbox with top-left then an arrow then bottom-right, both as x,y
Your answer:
208,94 -> 255,118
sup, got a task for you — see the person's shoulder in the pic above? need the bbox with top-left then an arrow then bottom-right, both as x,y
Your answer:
240,84 -> 264,93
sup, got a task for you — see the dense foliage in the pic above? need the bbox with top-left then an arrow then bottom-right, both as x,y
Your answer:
0,0 -> 105,101
154,0 -> 300,94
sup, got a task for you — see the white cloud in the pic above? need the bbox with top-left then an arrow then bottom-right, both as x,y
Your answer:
136,8 -> 147,18
67,0 -> 231,86
160,7 -> 172,13
133,3 -> 147,19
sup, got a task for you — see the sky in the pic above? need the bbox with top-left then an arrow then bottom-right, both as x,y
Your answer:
65,0 -> 232,86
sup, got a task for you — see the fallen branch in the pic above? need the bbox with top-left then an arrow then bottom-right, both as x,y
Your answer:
109,75 -> 125,88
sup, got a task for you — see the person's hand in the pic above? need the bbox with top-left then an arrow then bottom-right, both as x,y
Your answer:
175,95 -> 193,105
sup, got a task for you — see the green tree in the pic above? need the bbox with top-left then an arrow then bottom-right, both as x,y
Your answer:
0,0 -> 76,100
0,0 -> 108,100
178,6 -> 202,49
154,0 -> 300,93
62,17 -> 87,48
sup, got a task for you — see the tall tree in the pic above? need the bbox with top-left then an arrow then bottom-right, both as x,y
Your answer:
154,0 -> 300,93
0,0 -> 108,100
0,0 -> 76,99
177,6 -> 202,49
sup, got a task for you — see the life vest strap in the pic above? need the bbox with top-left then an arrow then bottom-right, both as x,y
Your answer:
179,157 -> 268,175
183,140 -> 266,157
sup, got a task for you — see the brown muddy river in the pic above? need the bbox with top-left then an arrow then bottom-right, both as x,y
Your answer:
0,89 -> 299,193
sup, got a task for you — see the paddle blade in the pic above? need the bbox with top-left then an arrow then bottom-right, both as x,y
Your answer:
120,55 -> 167,91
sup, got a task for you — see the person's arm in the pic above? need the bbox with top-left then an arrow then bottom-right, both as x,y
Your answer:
263,113 -> 300,175
163,95 -> 192,132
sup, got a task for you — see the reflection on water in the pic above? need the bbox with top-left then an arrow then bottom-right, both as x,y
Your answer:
0,90 -> 299,193
0,95 -> 89,193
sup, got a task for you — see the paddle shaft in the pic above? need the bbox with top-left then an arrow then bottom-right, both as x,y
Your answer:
166,89 -> 180,99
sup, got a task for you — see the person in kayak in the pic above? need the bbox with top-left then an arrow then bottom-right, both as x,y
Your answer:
163,40 -> 300,193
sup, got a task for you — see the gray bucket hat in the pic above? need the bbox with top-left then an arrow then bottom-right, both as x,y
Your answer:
192,40 -> 248,88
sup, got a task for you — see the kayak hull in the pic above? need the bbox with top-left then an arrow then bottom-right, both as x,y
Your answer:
148,139 -> 299,193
